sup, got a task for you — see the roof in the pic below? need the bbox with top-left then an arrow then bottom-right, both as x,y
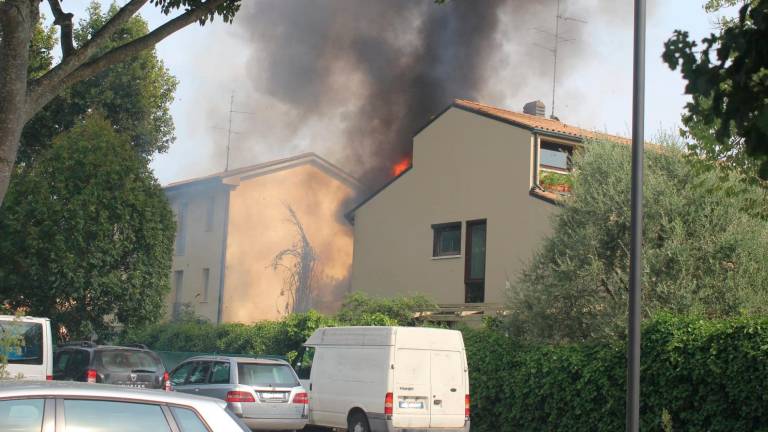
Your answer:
164,152 -> 362,192
453,99 -> 631,145
0,381 -> 225,407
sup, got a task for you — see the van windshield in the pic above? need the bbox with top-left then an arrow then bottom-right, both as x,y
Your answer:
237,363 -> 298,387
0,321 -> 43,365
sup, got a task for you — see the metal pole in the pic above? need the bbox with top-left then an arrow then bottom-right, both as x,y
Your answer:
627,0 -> 645,431
551,0 -> 560,118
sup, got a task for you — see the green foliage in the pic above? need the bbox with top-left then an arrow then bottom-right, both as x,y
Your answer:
539,171 -> 573,188
336,292 -> 437,326
0,115 -> 176,340
151,0 -> 241,24
464,314 -> 768,432
508,140 -> 768,342
663,0 -> 768,180
21,2 -> 178,163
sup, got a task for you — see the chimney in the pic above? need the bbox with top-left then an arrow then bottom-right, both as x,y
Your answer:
523,100 -> 546,117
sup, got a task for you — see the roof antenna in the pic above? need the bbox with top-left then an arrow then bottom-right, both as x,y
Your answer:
532,0 -> 587,120
213,92 -> 257,172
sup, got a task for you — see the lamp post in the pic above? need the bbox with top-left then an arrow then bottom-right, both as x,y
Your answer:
627,0 -> 646,431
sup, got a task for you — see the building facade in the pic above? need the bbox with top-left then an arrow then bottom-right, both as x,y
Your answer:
347,99 -> 628,315
164,153 -> 361,323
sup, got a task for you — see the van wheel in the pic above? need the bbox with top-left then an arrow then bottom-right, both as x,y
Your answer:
348,412 -> 370,432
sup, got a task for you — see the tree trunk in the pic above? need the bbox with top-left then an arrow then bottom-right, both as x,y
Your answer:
0,0 -> 36,206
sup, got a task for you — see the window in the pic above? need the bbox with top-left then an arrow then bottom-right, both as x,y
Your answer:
432,222 -> 461,257
171,407 -> 209,432
0,321 -> 43,365
0,399 -> 44,432
209,361 -> 230,384
237,363 -> 299,387
64,400 -> 171,432
465,220 -> 487,303
170,361 -> 197,386
205,196 -> 215,232
95,350 -> 162,373
67,349 -> 90,378
174,271 -> 184,304
539,141 -> 573,172
201,268 -> 210,303
174,202 -> 188,256
293,346 -> 315,380
187,362 -> 211,385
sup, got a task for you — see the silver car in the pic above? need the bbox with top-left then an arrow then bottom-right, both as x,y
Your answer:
0,380 -> 251,432
169,356 -> 309,431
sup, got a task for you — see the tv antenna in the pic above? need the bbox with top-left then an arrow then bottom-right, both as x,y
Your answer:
213,92 -> 257,171
532,0 -> 587,119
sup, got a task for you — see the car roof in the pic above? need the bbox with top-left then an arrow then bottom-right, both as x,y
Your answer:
181,355 -> 288,365
0,381 -> 226,408
57,345 -> 155,352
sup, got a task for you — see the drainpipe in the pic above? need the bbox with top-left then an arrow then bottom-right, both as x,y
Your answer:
532,133 -> 541,187
216,186 -> 232,324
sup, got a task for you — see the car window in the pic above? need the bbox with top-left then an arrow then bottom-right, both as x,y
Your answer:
67,349 -> 90,376
294,347 -> 315,380
0,321 -> 43,365
187,362 -> 211,385
96,349 -> 162,373
54,350 -> 72,375
64,399 -> 171,432
0,399 -> 44,432
171,361 -> 196,386
209,361 -> 230,384
171,407 -> 209,432
237,363 -> 299,387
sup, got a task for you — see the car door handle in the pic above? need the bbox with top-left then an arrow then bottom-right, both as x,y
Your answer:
309,383 -> 312,391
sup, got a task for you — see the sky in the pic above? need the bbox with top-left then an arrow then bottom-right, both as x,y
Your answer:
55,1 -> 738,186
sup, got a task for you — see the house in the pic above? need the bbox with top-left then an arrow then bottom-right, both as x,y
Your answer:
346,99 -> 629,320
164,153 -> 362,324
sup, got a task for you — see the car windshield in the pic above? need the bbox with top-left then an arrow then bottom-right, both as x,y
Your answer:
0,321 -> 43,365
96,350 -> 162,373
237,363 -> 298,387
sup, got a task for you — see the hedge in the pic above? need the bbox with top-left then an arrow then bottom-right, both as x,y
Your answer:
127,312 -> 768,431
464,314 -> 768,431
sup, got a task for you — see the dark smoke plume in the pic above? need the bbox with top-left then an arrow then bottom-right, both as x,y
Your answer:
233,0 -> 598,189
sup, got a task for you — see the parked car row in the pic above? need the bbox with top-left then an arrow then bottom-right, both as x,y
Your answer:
2,320 -> 471,432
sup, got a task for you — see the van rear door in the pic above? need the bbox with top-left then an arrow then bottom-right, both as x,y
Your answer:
429,351 -> 466,428
392,349 -> 430,428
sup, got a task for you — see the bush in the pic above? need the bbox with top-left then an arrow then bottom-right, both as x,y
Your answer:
464,314 -> 768,432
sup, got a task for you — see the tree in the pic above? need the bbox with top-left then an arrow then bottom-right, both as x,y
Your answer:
20,3 -> 178,164
0,115 -> 176,340
663,0 -> 768,181
506,140 -> 768,343
0,0 -> 241,206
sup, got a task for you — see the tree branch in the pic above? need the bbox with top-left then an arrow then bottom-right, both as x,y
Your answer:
47,0 -> 74,58
26,0 -> 148,115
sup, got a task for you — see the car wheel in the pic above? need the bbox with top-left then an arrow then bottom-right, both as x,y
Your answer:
348,412 -> 370,432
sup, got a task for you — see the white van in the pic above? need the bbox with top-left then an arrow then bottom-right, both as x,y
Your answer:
0,315 -> 54,381
293,326 -> 470,432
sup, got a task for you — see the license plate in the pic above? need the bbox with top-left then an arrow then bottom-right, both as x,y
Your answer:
399,401 -> 424,409
124,384 -> 147,388
260,392 -> 286,400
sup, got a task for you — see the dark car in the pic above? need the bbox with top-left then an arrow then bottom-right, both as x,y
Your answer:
53,342 -> 168,390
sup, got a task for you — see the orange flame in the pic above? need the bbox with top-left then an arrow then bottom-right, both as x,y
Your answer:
392,157 -> 411,177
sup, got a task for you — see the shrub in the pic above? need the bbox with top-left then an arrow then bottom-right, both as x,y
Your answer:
464,314 -> 768,432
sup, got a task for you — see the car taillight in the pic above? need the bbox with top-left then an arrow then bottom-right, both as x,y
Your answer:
226,391 -> 255,403
384,392 -> 393,415
86,369 -> 97,384
465,394 -> 470,418
46,375 -> 53,381
163,372 -> 171,392
292,392 -> 309,404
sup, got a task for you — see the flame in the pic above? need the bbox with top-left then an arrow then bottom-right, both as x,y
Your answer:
392,157 -> 411,177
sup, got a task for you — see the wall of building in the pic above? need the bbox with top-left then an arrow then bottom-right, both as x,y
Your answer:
221,163 -> 356,323
165,182 -> 229,322
350,107 -> 557,305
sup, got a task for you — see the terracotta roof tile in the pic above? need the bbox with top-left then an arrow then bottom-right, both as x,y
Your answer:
454,99 -> 631,145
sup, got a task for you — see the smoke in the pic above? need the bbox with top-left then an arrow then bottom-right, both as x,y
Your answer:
226,0 -> 620,189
